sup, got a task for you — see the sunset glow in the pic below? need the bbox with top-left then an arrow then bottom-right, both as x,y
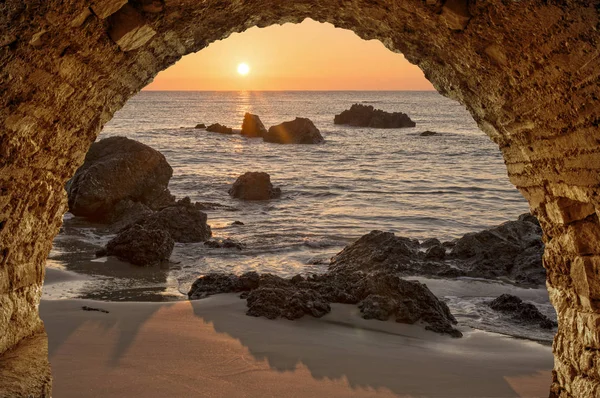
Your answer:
144,19 -> 434,91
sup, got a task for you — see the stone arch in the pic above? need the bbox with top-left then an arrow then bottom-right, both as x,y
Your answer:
1,1 -> 599,396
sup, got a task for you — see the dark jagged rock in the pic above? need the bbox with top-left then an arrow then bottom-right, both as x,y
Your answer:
420,130 -> 438,136
107,199 -> 153,232
67,136 -> 173,221
188,269 -> 461,336
128,199 -> 212,243
334,104 -> 416,128
263,117 -> 324,144
195,123 -> 206,129
518,212 -> 541,227
489,294 -> 557,329
204,238 -> 245,250
241,113 -> 267,138
231,220 -> 245,226
246,287 -> 331,320
206,123 -> 234,134
228,172 -> 281,200
105,224 -> 174,266
330,216 -> 545,286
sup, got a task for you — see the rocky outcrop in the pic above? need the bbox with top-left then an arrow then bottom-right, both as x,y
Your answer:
127,199 -> 212,243
206,123 -> 234,134
330,215 -> 545,286
103,224 -> 174,266
263,118 -> 324,144
195,123 -> 206,129
489,294 -> 557,329
240,113 -> 267,138
66,136 -> 173,221
228,172 -> 281,200
188,270 -> 461,336
334,104 -> 416,128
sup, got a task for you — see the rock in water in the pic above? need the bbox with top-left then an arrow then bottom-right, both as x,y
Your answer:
489,294 -> 557,329
334,104 -> 416,128
105,224 -> 174,266
206,123 -> 234,134
329,215 -> 545,286
128,200 -> 212,243
241,113 -> 267,138
67,136 -> 173,221
195,123 -> 206,129
263,117 -> 324,144
228,172 -> 281,200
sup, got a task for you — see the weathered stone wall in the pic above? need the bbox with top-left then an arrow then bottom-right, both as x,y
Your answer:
0,0 -> 598,396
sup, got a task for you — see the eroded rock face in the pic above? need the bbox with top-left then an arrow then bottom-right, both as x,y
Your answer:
67,137 -> 173,221
263,117 -> 324,144
489,294 -> 557,330
228,172 -> 281,200
241,113 -> 267,138
334,104 -> 416,128
1,1 -> 599,396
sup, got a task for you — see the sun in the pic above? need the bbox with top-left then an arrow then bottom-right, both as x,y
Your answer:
237,63 -> 250,76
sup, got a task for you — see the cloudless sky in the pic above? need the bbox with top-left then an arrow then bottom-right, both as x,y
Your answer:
144,19 -> 434,91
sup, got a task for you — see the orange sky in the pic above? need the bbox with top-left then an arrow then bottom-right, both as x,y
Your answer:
144,19 -> 434,91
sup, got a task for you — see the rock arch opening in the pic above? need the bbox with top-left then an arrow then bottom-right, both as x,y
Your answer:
1,1 -> 599,397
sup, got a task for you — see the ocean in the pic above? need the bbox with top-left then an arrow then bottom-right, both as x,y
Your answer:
46,90 -> 556,342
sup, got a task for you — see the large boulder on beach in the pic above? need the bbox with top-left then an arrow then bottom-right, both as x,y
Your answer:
104,224 -> 174,266
206,123 -> 234,134
241,113 -> 267,138
263,117 -> 324,144
228,172 -> 281,200
128,199 -> 212,243
334,104 -> 416,128
67,136 -> 173,221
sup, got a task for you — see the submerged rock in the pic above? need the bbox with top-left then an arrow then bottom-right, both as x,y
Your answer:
228,172 -> 281,200
128,199 -> 212,243
206,123 -> 234,134
204,238 -> 244,250
104,224 -> 174,266
334,104 -> 416,128
241,113 -> 267,138
263,117 -> 324,144
330,215 -> 545,286
67,136 -> 173,221
489,294 -> 557,329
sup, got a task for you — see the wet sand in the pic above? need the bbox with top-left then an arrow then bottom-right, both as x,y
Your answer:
40,269 -> 554,398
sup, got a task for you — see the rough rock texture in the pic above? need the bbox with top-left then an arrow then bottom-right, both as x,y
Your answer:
330,217 -> 546,286
104,224 -> 174,266
263,117 -> 324,144
67,136 -> 173,221
128,200 -> 212,243
1,1 -> 599,395
206,123 -> 234,135
188,270 -> 460,336
240,113 -> 267,138
334,104 -> 416,128
489,294 -> 557,330
228,172 -> 281,200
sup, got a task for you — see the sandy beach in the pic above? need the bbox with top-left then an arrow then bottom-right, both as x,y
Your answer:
41,270 -> 553,398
